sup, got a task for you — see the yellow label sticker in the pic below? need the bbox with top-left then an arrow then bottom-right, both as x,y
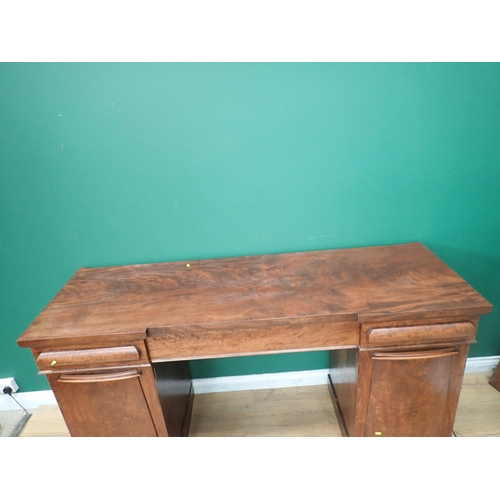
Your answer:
375,431 -> 382,436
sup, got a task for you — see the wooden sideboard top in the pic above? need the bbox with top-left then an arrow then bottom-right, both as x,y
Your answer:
18,243 -> 492,348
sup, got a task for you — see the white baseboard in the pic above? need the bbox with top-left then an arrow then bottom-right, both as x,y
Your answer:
193,355 -> 500,393
192,368 -> 330,394
2,356 -> 498,411
464,355 -> 500,373
0,390 -> 57,412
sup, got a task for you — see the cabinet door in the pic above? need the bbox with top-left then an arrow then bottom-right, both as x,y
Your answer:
361,344 -> 469,437
48,369 -> 159,437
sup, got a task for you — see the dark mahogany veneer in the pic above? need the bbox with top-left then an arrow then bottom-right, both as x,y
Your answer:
18,243 -> 492,437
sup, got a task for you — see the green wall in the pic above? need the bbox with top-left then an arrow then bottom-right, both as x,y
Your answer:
1,63 -> 499,392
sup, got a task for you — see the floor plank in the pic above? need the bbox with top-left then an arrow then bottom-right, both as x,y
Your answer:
453,371 -> 500,437
18,405 -> 70,437
190,385 -> 342,437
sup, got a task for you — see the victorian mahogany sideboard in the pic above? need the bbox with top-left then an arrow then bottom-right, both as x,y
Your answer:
17,243 -> 492,437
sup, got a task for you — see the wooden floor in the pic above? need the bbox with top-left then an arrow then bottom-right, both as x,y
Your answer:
11,371 -> 500,437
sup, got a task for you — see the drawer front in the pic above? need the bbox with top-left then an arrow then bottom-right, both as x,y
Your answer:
147,320 -> 359,362
36,345 -> 142,372
363,321 -> 476,347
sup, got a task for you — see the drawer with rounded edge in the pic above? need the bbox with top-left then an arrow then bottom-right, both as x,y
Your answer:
362,321 -> 476,347
36,345 -> 143,372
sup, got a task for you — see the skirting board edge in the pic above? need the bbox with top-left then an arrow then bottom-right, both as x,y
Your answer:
1,355 -> 499,411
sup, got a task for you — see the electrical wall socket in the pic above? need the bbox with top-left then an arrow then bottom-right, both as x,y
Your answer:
0,377 -> 19,394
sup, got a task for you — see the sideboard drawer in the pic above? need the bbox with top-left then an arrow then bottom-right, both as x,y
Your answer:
364,321 -> 476,347
36,346 -> 141,371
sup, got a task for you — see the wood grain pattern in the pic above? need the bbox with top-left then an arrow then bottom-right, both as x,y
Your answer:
17,243 -> 492,349
32,340 -> 150,375
345,342 -> 470,437
47,369 -> 159,437
37,346 -> 140,370
366,322 -> 476,347
363,349 -> 459,437
15,243 -> 493,438
147,321 -> 358,361
138,365 -> 169,437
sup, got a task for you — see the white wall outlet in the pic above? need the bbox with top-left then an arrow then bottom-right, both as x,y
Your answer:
0,377 -> 19,394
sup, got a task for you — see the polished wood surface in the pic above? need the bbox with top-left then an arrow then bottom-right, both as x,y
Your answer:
36,346 -> 140,370
16,243 -> 493,437
48,367 -> 161,437
362,343 -> 469,437
147,320 -> 359,361
18,242 -> 491,349
330,341 -> 473,437
365,321 -> 476,346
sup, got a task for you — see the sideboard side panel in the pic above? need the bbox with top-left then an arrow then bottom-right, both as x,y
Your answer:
153,360 -> 194,437
329,349 -> 358,437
